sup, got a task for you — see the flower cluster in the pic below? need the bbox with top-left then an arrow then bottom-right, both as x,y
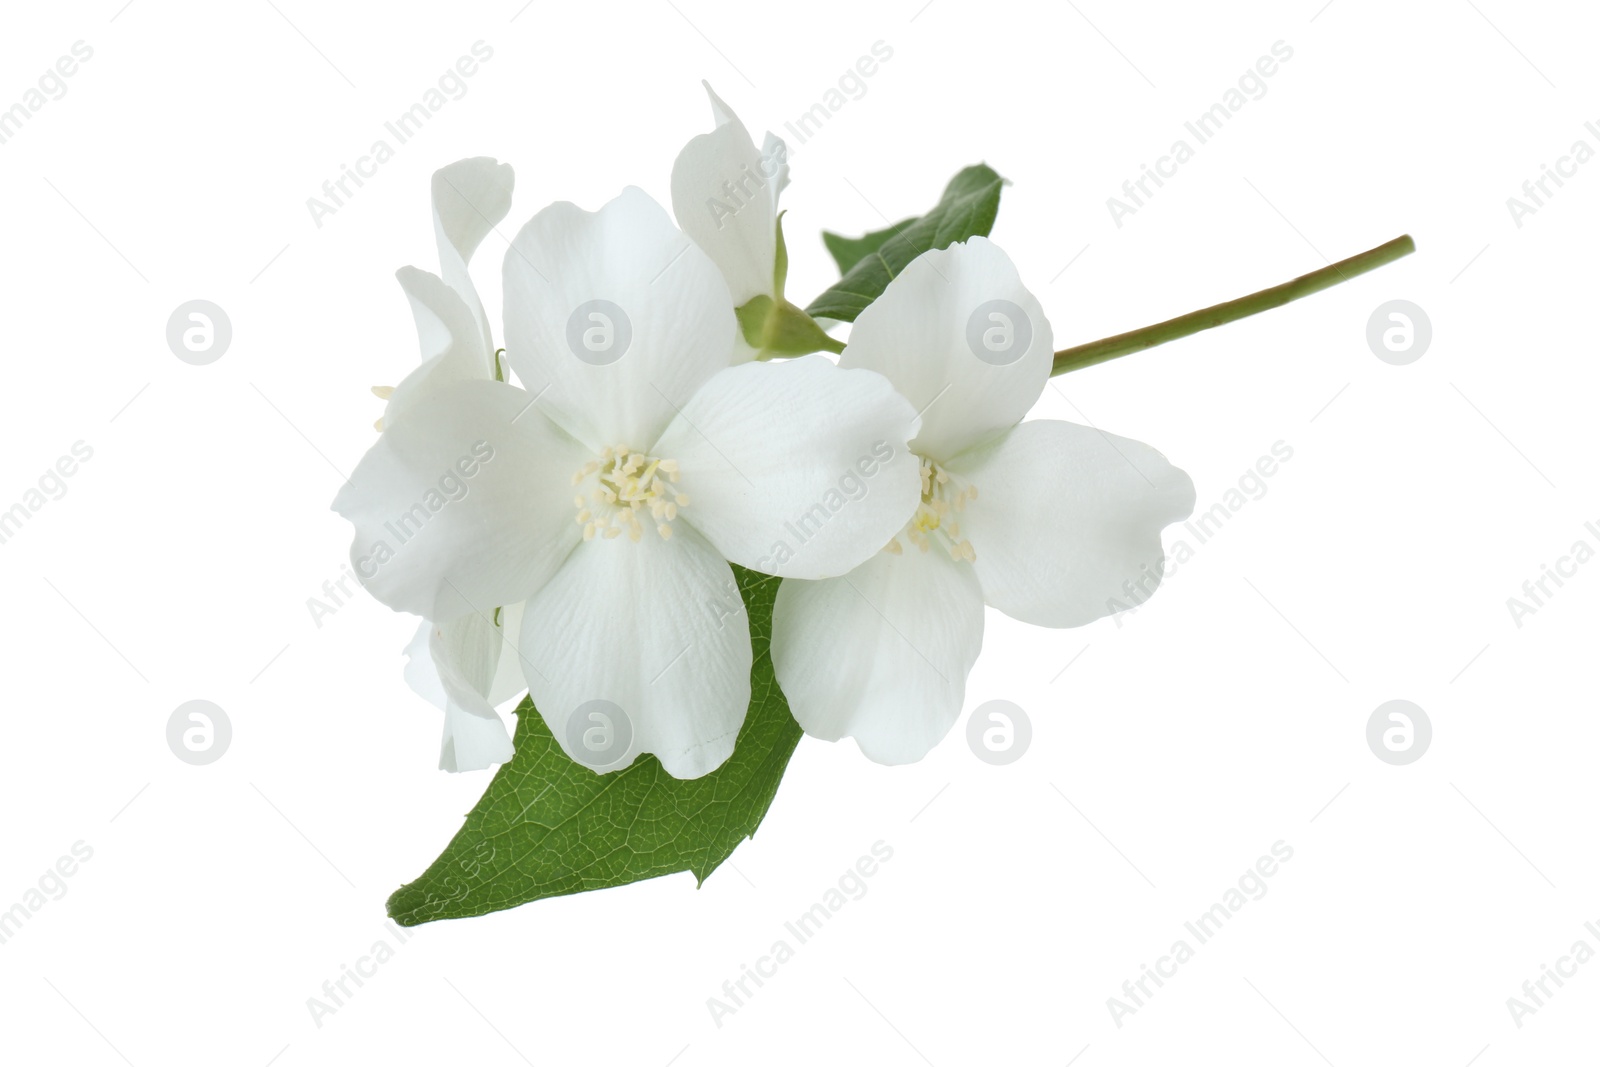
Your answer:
335,85 -> 1194,779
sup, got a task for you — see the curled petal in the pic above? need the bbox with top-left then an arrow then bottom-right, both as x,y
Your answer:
385,267 -> 495,424
432,156 -> 514,353
671,82 -> 788,306
404,616 -> 515,772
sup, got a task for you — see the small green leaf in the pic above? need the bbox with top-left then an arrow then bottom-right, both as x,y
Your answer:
387,565 -> 802,926
822,218 -> 915,275
805,164 -> 1005,323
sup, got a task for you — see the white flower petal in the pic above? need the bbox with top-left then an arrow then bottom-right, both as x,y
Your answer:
332,379 -> 587,622
402,618 -> 516,772
655,356 -> 922,580
486,601 -> 527,707
405,609 -> 526,712
502,186 -> 737,451
402,620 -> 447,709
760,131 -> 791,201
517,525 -> 752,780
840,237 -> 1054,462
432,157 -> 514,351
945,419 -> 1196,627
670,82 -> 788,305
412,615 -> 515,772
705,82 -> 737,125
772,546 -> 984,765
385,267 -> 495,423
439,704 -> 515,774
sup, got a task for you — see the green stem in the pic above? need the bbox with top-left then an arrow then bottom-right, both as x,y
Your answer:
1051,234 -> 1416,376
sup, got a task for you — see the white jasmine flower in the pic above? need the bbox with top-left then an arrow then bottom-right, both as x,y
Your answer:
377,157 -> 522,771
671,82 -> 790,309
335,187 -> 922,779
770,238 -> 1196,765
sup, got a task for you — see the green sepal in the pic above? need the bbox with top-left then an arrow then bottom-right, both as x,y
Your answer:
736,295 -> 845,358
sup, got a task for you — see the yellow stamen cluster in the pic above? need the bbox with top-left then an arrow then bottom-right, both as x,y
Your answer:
572,446 -> 689,543
886,456 -> 977,561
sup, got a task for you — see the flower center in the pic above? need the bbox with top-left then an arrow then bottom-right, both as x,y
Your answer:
887,456 -> 977,562
571,446 -> 689,543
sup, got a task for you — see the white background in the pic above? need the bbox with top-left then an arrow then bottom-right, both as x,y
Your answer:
2,0 -> 1596,1063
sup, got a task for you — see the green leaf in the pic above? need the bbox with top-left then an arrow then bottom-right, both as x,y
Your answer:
822,218 -> 916,275
805,163 -> 1005,323
387,565 -> 802,926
